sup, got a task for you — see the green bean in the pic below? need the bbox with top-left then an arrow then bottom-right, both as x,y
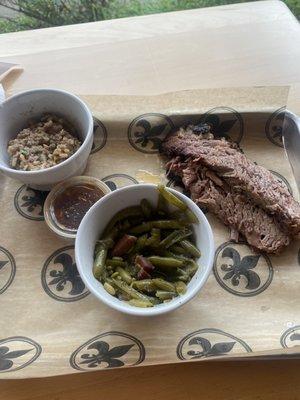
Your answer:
185,209 -> 199,224
114,206 -> 143,221
159,228 -> 191,248
154,247 -> 188,258
128,299 -> 153,308
177,228 -> 193,241
95,238 -> 114,254
171,209 -> 198,224
153,229 -> 161,245
129,222 -> 152,234
103,206 -> 143,237
152,278 -> 175,292
157,185 -> 187,211
129,220 -> 188,234
151,268 -> 169,280
169,245 -> 186,255
169,210 -> 185,221
127,215 -> 144,226
112,278 -> 155,303
157,191 -> 168,213
93,248 -> 107,279
152,220 -> 189,229
176,269 -> 190,282
116,266 -> 132,284
132,279 -> 156,293
119,219 -> 131,232
106,265 -> 114,275
97,238 -> 114,248
155,290 -> 177,300
164,251 -> 193,263
146,228 -> 161,247
140,198 -> 154,219
146,296 -> 161,305
158,230 -> 179,248
101,269 -> 110,284
102,224 -> 118,240
137,233 -> 149,247
106,259 -> 127,268
181,240 -> 201,258
153,248 -> 174,258
147,256 -> 184,268
175,281 -> 187,295
103,282 -> 116,296
117,292 -> 131,301
125,263 -> 140,278
183,259 -> 198,277
130,234 -> 148,255
156,251 -> 192,265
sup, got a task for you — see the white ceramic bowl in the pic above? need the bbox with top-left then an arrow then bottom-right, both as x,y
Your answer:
0,88 -> 94,190
75,184 -> 214,316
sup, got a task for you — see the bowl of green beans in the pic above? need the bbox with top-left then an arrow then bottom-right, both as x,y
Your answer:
75,184 -> 214,316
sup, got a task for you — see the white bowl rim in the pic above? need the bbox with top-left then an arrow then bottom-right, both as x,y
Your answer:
75,183 -> 215,317
0,88 -> 94,175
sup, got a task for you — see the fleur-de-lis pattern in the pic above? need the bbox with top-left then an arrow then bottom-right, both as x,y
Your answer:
0,347 -> 31,371
14,185 -> 48,221
0,246 -> 16,295
220,248 -> 261,289
265,107 -> 285,147
186,337 -> 236,358
0,337 -> 41,373
90,117 -> 107,154
101,173 -> 138,191
70,332 -> 145,371
128,113 -> 174,153
214,242 -> 273,296
280,326 -> 300,348
177,329 -> 252,360
198,107 -> 244,143
41,246 -> 89,302
79,341 -> 134,368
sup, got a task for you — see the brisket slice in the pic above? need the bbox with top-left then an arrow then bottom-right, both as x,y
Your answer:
167,158 -> 290,254
163,127 -> 300,235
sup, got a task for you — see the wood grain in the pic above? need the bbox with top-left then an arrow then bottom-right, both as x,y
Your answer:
1,360 -> 300,400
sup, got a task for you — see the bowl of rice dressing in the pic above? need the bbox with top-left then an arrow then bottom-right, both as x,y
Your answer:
0,88 -> 93,190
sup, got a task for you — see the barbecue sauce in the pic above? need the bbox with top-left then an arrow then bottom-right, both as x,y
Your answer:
53,184 -> 103,230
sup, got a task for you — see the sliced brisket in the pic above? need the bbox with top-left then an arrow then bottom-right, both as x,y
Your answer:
163,127 -> 300,235
167,158 -> 290,254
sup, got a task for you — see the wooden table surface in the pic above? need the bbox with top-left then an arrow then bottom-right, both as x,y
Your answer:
1,1 -> 300,398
